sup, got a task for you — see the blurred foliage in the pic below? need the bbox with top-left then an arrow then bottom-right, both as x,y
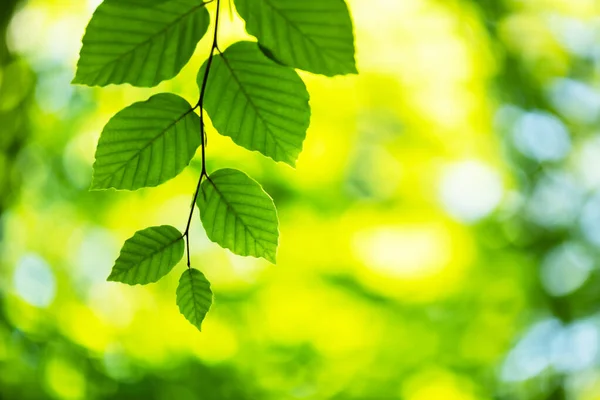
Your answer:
1,0 -> 600,399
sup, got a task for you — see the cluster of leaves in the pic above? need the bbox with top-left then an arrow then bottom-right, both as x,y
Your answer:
73,0 -> 357,331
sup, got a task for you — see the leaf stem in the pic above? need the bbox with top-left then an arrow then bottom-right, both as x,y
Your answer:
183,0 -> 222,268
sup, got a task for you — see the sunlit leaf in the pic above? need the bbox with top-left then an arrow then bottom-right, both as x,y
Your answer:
73,0 -> 210,87
197,168 -> 279,263
108,225 -> 184,285
137,0 -> 172,5
103,0 -> 172,5
199,41 -> 310,166
176,268 -> 212,331
258,43 -> 285,66
92,93 -> 200,191
234,0 -> 357,76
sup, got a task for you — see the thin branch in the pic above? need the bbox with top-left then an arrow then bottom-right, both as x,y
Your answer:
183,0 -> 222,268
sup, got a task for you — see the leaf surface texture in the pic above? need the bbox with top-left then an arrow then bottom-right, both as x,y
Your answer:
92,93 -> 200,190
176,268 -> 213,331
108,225 -> 184,285
234,0 -> 357,76
197,168 -> 279,263
199,41 -> 310,166
74,0 -> 210,87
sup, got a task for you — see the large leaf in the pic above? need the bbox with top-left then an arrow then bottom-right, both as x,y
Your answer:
199,41 -> 310,166
176,268 -> 212,331
197,168 -> 279,263
234,0 -> 357,76
108,225 -> 184,285
92,93 -> 201,191
73,0 -> 210,87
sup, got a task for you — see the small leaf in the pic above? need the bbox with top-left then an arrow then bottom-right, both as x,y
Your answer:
199,41 -> 310,166
176,268 -> 212,331
92,93 -> 201,191
108,225 -> 184,285
234,0 -> 357,76
73,0 -> 210,87
197,168 -> 279,263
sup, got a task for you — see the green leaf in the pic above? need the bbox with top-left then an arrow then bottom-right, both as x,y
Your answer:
73,0 -> 210,87
108,225 -> 184,285
103,0 -> 172,6
135,0 -> 173,5
199,41 -> 310,166
258,44 -> 285,66
92,93 -> 201,191
197,168 -> 279,263
233,0 -> 357,76
176,268 -> 212,331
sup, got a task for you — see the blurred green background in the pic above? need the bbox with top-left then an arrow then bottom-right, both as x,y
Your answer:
1,0 -> 600,398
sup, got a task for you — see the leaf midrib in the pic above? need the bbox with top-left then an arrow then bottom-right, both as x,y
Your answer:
112,233 -> 183,278
187,271 -> 204,327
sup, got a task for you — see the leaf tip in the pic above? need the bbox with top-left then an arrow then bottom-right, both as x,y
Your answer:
89,176 -> 107,191
282,157 -> 298,168
71,72 -> 95,87
71,72 -> 83,85
265,252 -> 277,264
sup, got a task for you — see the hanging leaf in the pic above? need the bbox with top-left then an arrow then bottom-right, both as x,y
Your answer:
73,0 -> 210,87
176,268 -> 213,331
197,168 -> 279,263
234,0 -> 357,76
199,41 -> 310,166
92,93 -> 201,191
108,225 -> 184,285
